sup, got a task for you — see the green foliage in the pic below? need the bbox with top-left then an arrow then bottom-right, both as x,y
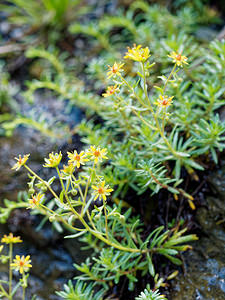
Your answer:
0,192 -> 28,223
77,39 -> 225,206
56,280 -> 105,300
0,61 -> 68,138
6,149 -> 197,298
22,39 -> 225,205
26,47 -> 65,74
0,68 -> 16,109
69,0 -> 220,52
191,115 -> 225,163
135,285 -> 167,300
0,0 -> 89,45
1,0 -> 87,26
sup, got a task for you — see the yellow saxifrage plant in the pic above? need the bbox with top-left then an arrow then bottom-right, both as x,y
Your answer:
0,234 -> 32,300
103,45 -> 197,209
10,146 -> 198,293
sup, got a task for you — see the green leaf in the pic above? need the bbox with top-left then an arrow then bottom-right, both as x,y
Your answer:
146,252 -> 155,276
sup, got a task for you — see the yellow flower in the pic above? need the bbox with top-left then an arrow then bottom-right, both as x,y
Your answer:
124,44 -> 150,62
92,181 -> 113,201
28,193 -> 44,209
67,150 -> 89,168
43,152 -> 62,168
154,95 -> 174,108
107,62 -> 124,79
12,154 -> 30,171
102,85 -> 119,97
60,163 -> 75,177
11,255 -> 32,274
1,233 -> 22,244
87,146 -> 108,164
168,51 -> 188,67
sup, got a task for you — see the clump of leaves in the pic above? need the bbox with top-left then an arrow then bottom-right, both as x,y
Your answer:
78,40 -> 225,208
0,0 -> 89,47
5,148 -> 197,297
135,285 -> 167,300
56,280 -> 105,300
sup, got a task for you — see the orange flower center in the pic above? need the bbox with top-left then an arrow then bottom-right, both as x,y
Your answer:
98,187 -> 104,194
176,54 -> 181,60
19,261 -> 24,267
162,99 -> 168,106
112,66 -> 118,73
75,155 -> 80,161
94,150 -> 100,157
109,88 -> 114,94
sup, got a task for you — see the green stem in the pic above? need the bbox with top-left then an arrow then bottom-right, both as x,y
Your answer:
76,182 -> 97,231
82,163 -> 95,216
103,198 -> 109,239
25,164 -> 90,233
118,74 -> 149,109
65,177 -> 71,194
83,174 -> 91,209
88,228 -> 149,253
9,243 -> 13,300
118,72 -> 179,157
119,108 -> 132,131
24,165 -> 59,201
24,165 -> 151,254
162,64 -> 177,95
55,168 -> 91,232
56,167 -> 66,201
141,61 -> 151,107
76,183 -> 84,200
0,284 -> 9,298
22,286 -> 25,300
154,116 -> 178,156
39,203 -> 83,231
131,107 -> 157,130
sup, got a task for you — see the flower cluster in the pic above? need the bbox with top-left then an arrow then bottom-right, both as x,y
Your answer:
12,146 -> 108,175
43,151 -> 62,168
0,233 -> 32,299
60,163 -> 75,177
124,44 -> 150,62
1,233 -> 22,244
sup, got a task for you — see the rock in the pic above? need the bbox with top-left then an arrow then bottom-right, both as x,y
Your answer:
170,164 -> 225,300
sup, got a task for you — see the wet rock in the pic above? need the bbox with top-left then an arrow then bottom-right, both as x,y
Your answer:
207,164 -> 225,199
0,87 -> 84,299
170,165 -> 225,300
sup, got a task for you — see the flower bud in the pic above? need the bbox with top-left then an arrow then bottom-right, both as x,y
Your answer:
49,214 -> 56,222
